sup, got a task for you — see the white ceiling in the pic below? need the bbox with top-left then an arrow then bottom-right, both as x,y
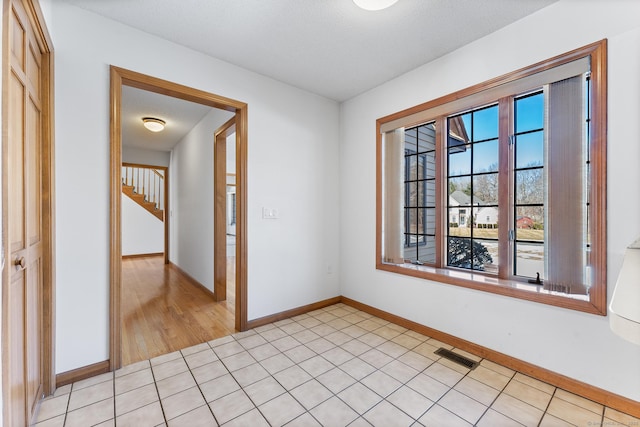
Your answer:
122,86 -> 218,151
63,0 -> 558,102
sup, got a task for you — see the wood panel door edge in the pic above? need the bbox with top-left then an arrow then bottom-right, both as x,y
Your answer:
2,0 -> 56,409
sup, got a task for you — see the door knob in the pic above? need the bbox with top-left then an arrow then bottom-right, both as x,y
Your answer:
14,257 -> 26,269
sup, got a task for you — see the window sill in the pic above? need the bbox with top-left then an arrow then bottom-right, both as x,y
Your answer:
376,261 -> 604,315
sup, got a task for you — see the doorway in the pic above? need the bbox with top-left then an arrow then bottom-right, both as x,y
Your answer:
121,162 -> 168,262
110,66 -> 248,370
214,118 -> 237,301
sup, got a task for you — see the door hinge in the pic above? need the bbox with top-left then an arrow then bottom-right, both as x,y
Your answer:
508,135 -> 515,146
509,229 -> 515,241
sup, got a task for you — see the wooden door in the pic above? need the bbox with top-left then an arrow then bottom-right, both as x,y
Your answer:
5,0 -> 45,424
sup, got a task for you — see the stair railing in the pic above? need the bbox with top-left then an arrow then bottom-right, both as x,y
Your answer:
122,164 -> 165,212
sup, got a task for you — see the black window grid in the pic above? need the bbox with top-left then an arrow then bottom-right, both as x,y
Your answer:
512,91 -> 545,277
404,123 -> 436,264
446,104 -> 499,272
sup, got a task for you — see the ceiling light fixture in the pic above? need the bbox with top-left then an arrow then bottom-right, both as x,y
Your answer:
353,0 -> 398,11
142,117 -> 166,132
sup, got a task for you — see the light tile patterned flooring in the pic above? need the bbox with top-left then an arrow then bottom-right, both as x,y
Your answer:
35,303 -> 639,426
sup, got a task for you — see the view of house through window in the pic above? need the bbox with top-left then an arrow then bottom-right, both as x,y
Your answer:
447,104 -> 500,274
378,40 -> 607,314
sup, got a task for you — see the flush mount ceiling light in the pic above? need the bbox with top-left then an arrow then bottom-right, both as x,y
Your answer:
142,117 -> 166,132
353,0 -> 398,11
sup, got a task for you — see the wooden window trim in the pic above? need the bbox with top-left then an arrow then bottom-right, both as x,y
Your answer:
376,40 -> 607,315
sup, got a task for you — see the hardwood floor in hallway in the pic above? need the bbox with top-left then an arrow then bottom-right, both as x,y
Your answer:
121,255 -> 236,366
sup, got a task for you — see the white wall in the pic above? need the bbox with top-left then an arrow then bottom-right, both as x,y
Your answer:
340,0 -> 640,401
121,195 -> 164,256
51,3 -> 340,373
0,3 -> 4,425
226,132 -> 236,174
168,108 -> 234,290
123,146 -> 170,168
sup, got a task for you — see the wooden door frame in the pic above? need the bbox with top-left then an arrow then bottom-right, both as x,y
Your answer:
1,0 -> 56,410
109,66 -> 248,370
213,117 -> 235,301
121,162 -> 169,263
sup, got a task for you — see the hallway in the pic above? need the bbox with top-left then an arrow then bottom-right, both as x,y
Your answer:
121,255 -> 236,365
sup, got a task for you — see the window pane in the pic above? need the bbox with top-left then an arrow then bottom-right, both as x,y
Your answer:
447,237 -> 472,269
448,144 -> 471,176
473,173 -> 498,205
473,139 -> 499,173
417,209 -> 425,234
425,151 -> 436,179
474,208 -> 499,239
408,208 -> 420,234
449,113 -> 471,147
405,127 -> 418,153
425,208 -> 436,234
516,131 -> 544,169
416,181 -> 428,207
448,177 -> 471,204
418,235 -> 436,264
423,180 -> 436,207
403,235 -> 417,262
405,182 -> 417,207
407,155 -> 417,181
515,168 -> 543,204
473,105 -> 499,141
515,241 -> 545,279
473,239 -> 498,272
447,237 -> 496,272
448,208 -> 469,232
516,206 -> 544,242
515,92 -> 544,133
417,124 -> 436,153
417,154 -> 426,179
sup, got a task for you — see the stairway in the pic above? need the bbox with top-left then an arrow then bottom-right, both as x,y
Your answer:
122,184 -> 164,221
122,164 -> 165,221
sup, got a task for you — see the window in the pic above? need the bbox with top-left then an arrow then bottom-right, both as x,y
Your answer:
447,104 -> 500,273
403,124 -> 436,263
377,41 -> 607,314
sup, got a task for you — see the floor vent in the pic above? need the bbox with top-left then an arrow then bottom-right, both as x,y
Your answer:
434,348 -> 479,370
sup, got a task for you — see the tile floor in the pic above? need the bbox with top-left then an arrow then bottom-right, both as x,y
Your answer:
35,303 -> 639,426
